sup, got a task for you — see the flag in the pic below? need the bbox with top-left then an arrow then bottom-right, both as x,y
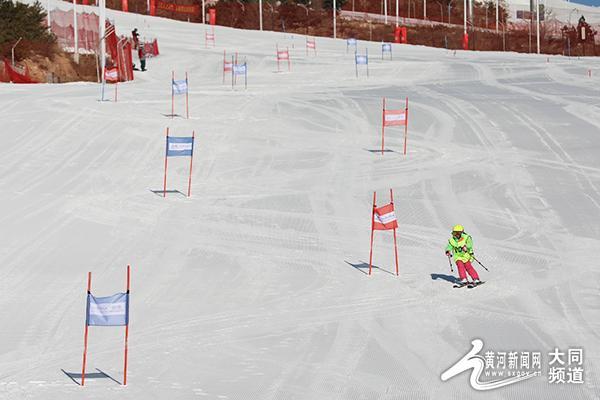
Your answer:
347,38 -> 357,46
373,202 -> 398,230
356,54 -> 368,65
382,43 -> 392,53
233,63 -> 247,75
166,136 -> 194,157
86,292 -> 129,326
384,109 -> 407,126
277,50 -> 289,60
172,79 -> 188,95
104,67 -> 118,82
307,39 -> 316,49
223,60 -> 233,72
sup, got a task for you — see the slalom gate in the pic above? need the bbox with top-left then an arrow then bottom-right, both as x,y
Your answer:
142,39 -> 160,57
346,38 -> 357,53
381,97 -> 409,155
276,45 -> 291,72
222,50 -> 238,83
101,67 -> 119,102
171,71 -> 189,119
162,128 -> 195,197
205,29 -> 215,48
368,190 -> 399,276
80,265 -> 131,386
381,43 -> 392,60
231,59 -> 248,90
306,37 -> 317,56
355,49 -> 369,78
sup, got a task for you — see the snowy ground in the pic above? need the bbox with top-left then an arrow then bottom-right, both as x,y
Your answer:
1,5 -> 600,399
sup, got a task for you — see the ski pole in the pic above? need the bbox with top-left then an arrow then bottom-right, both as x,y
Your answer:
447,255 -> 453,272
472,255 -> 489,272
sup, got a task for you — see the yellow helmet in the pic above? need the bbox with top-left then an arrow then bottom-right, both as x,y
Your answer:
452,224 -> 464,233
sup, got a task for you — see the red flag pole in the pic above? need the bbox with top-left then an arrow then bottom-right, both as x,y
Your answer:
81,271 -> 92,386
403,97 -> 409,155
231,55 -> 235,89
163,127 -> 169,197
171,70 -> 174,119
185,72 -> 189,119
187,131 -> 195,197
390,189 -> 399,276
287,47 -> 291,72
276,45 -> 280,72
368,191 -> 376,276
381,97 -> 386,155
123,264 -> 130,385
222,50 -> 226,84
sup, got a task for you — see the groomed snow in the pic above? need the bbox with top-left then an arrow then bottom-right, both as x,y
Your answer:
1,4 -> 599,399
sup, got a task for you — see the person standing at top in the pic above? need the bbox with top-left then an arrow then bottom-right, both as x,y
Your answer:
445,225 -> 482,287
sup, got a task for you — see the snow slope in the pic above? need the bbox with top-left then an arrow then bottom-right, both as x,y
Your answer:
1,5 -> 600,399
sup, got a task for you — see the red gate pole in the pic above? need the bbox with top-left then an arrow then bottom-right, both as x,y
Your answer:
222,50 -> 226,84
185,72 -> 189,119
390,189 -> 399,276
171,71 -> 174,119
163,128 -> 169,197
115,81 -> 118,103
231,55 -> 235,89
123,264 -> 130,385
381,97 -> 386,155
276,45 -> 280,72
187,131 -> 195,197
287,47 -> 291,72
81,271 -> 92,386
403,97 -> 409,155
368,191 -> 376,275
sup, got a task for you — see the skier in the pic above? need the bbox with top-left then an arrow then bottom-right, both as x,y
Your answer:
138,44 -> 147,72
445,225 -> 482,287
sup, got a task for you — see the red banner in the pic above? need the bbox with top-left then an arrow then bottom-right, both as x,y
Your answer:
156,0 -> 200,15
3,59 -> 38,84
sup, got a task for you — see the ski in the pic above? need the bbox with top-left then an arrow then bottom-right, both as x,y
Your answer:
453,282 -> 470,288
467,281 -> 486,289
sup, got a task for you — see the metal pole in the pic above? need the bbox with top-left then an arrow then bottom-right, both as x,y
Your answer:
202,0 -> 205,24
469,0 -> 473,28
496,0 -> 499,32
424,0 -> 427,20
536,0 -> 540,54
396,0 -> 399,27
333,0 -> 336,39
73,0 -> 79,63
384,0 -> 388,24
11,37 -> 22,66
99,0 -> 106,86
463,0 -> 467,34
259,0 -> 263,31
